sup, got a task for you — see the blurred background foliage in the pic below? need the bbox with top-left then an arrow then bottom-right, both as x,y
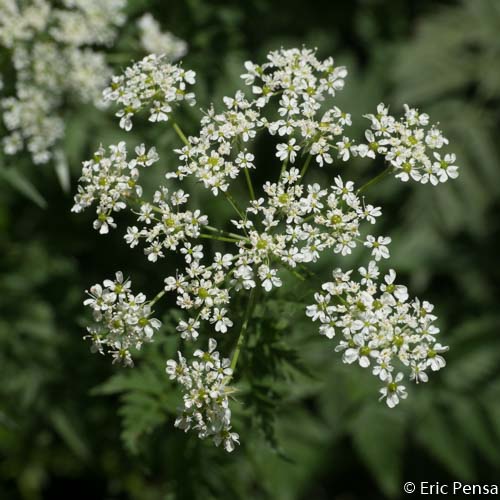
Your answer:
1,0 -> 499,498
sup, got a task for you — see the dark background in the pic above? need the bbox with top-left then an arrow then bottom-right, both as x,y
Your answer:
1,0 -> 499,498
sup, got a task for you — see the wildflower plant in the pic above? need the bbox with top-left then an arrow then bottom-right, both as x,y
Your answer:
73,47 -> 459,453
0,0 -> 187,181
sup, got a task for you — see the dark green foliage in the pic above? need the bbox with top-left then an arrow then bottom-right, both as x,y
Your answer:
1,0 -> 500,499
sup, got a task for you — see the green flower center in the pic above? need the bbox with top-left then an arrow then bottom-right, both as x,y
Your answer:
394,336 -> 404,347
256,239 -> 268,250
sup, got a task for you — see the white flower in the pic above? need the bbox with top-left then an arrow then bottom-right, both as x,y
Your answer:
381,269 -> 409,302
427,343 -> 448,371
83,272 -> 161,364
149,101 -> 171,122
379,372 -> 407,408
361,103 -> 459,185
258,265 -> 282,292
181,243 -> 204,263
276,138 -> 301,163
336,136 -> 356,161
364,235 -> 391,261
137,13 -> 187,61
167,338 -> 238,452
0,0 -> 127,164
432,152 -> 459,183
176,318 -> 200,341
307,262 -> 447,407
311,138 -> 333,167
103,54 -> 196,131
125,226 -> 141,248
343,334 -> 379,368
76,47 -> 457,450
211,308 -> 233,333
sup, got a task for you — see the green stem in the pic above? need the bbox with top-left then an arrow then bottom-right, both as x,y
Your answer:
150,289 -> 166,307
336,294 -> 348,306
285,265 -> 306,282
230,288 -> 256,372
205,225 -> 246,241
200,234 -> 240,243
224,191 -> 246,220
357,165 -> 393,195
244,168 -> 256,200
107,53 -> 133,63
172,121 -> 190,147
280,158 -> 289,177
299,154 -> 313,180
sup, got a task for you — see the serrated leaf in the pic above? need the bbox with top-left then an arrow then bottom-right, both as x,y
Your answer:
119,392 -> 167,454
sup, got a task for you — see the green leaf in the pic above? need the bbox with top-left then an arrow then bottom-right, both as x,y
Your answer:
448,396 -> 500,466
54,152 -> 71,193
49,409 -> 90,460
0,167 -> 47,208
119,392 -> 167,454
416,408 -> 475,480
350,405 -> 406,498
443,344 -> 500,392
92,365 -> 165,396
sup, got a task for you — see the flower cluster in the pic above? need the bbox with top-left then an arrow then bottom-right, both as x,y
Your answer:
166,338 -> 239,452
0,0 -> 187,166
0,0 -> 126,164
137,13 -> 187,61
171,48 -> 352,195
358,103 -> 459,184
306,262 -> 448,407
72,142 -> 159,234
74,47 -> 459,452
84,272 -> 162,367
103,54 -> 196,131
156,170 -> 383,344
125,187 -> 209,263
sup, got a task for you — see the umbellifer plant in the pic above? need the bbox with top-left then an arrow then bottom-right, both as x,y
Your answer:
72,48 -> 458,452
